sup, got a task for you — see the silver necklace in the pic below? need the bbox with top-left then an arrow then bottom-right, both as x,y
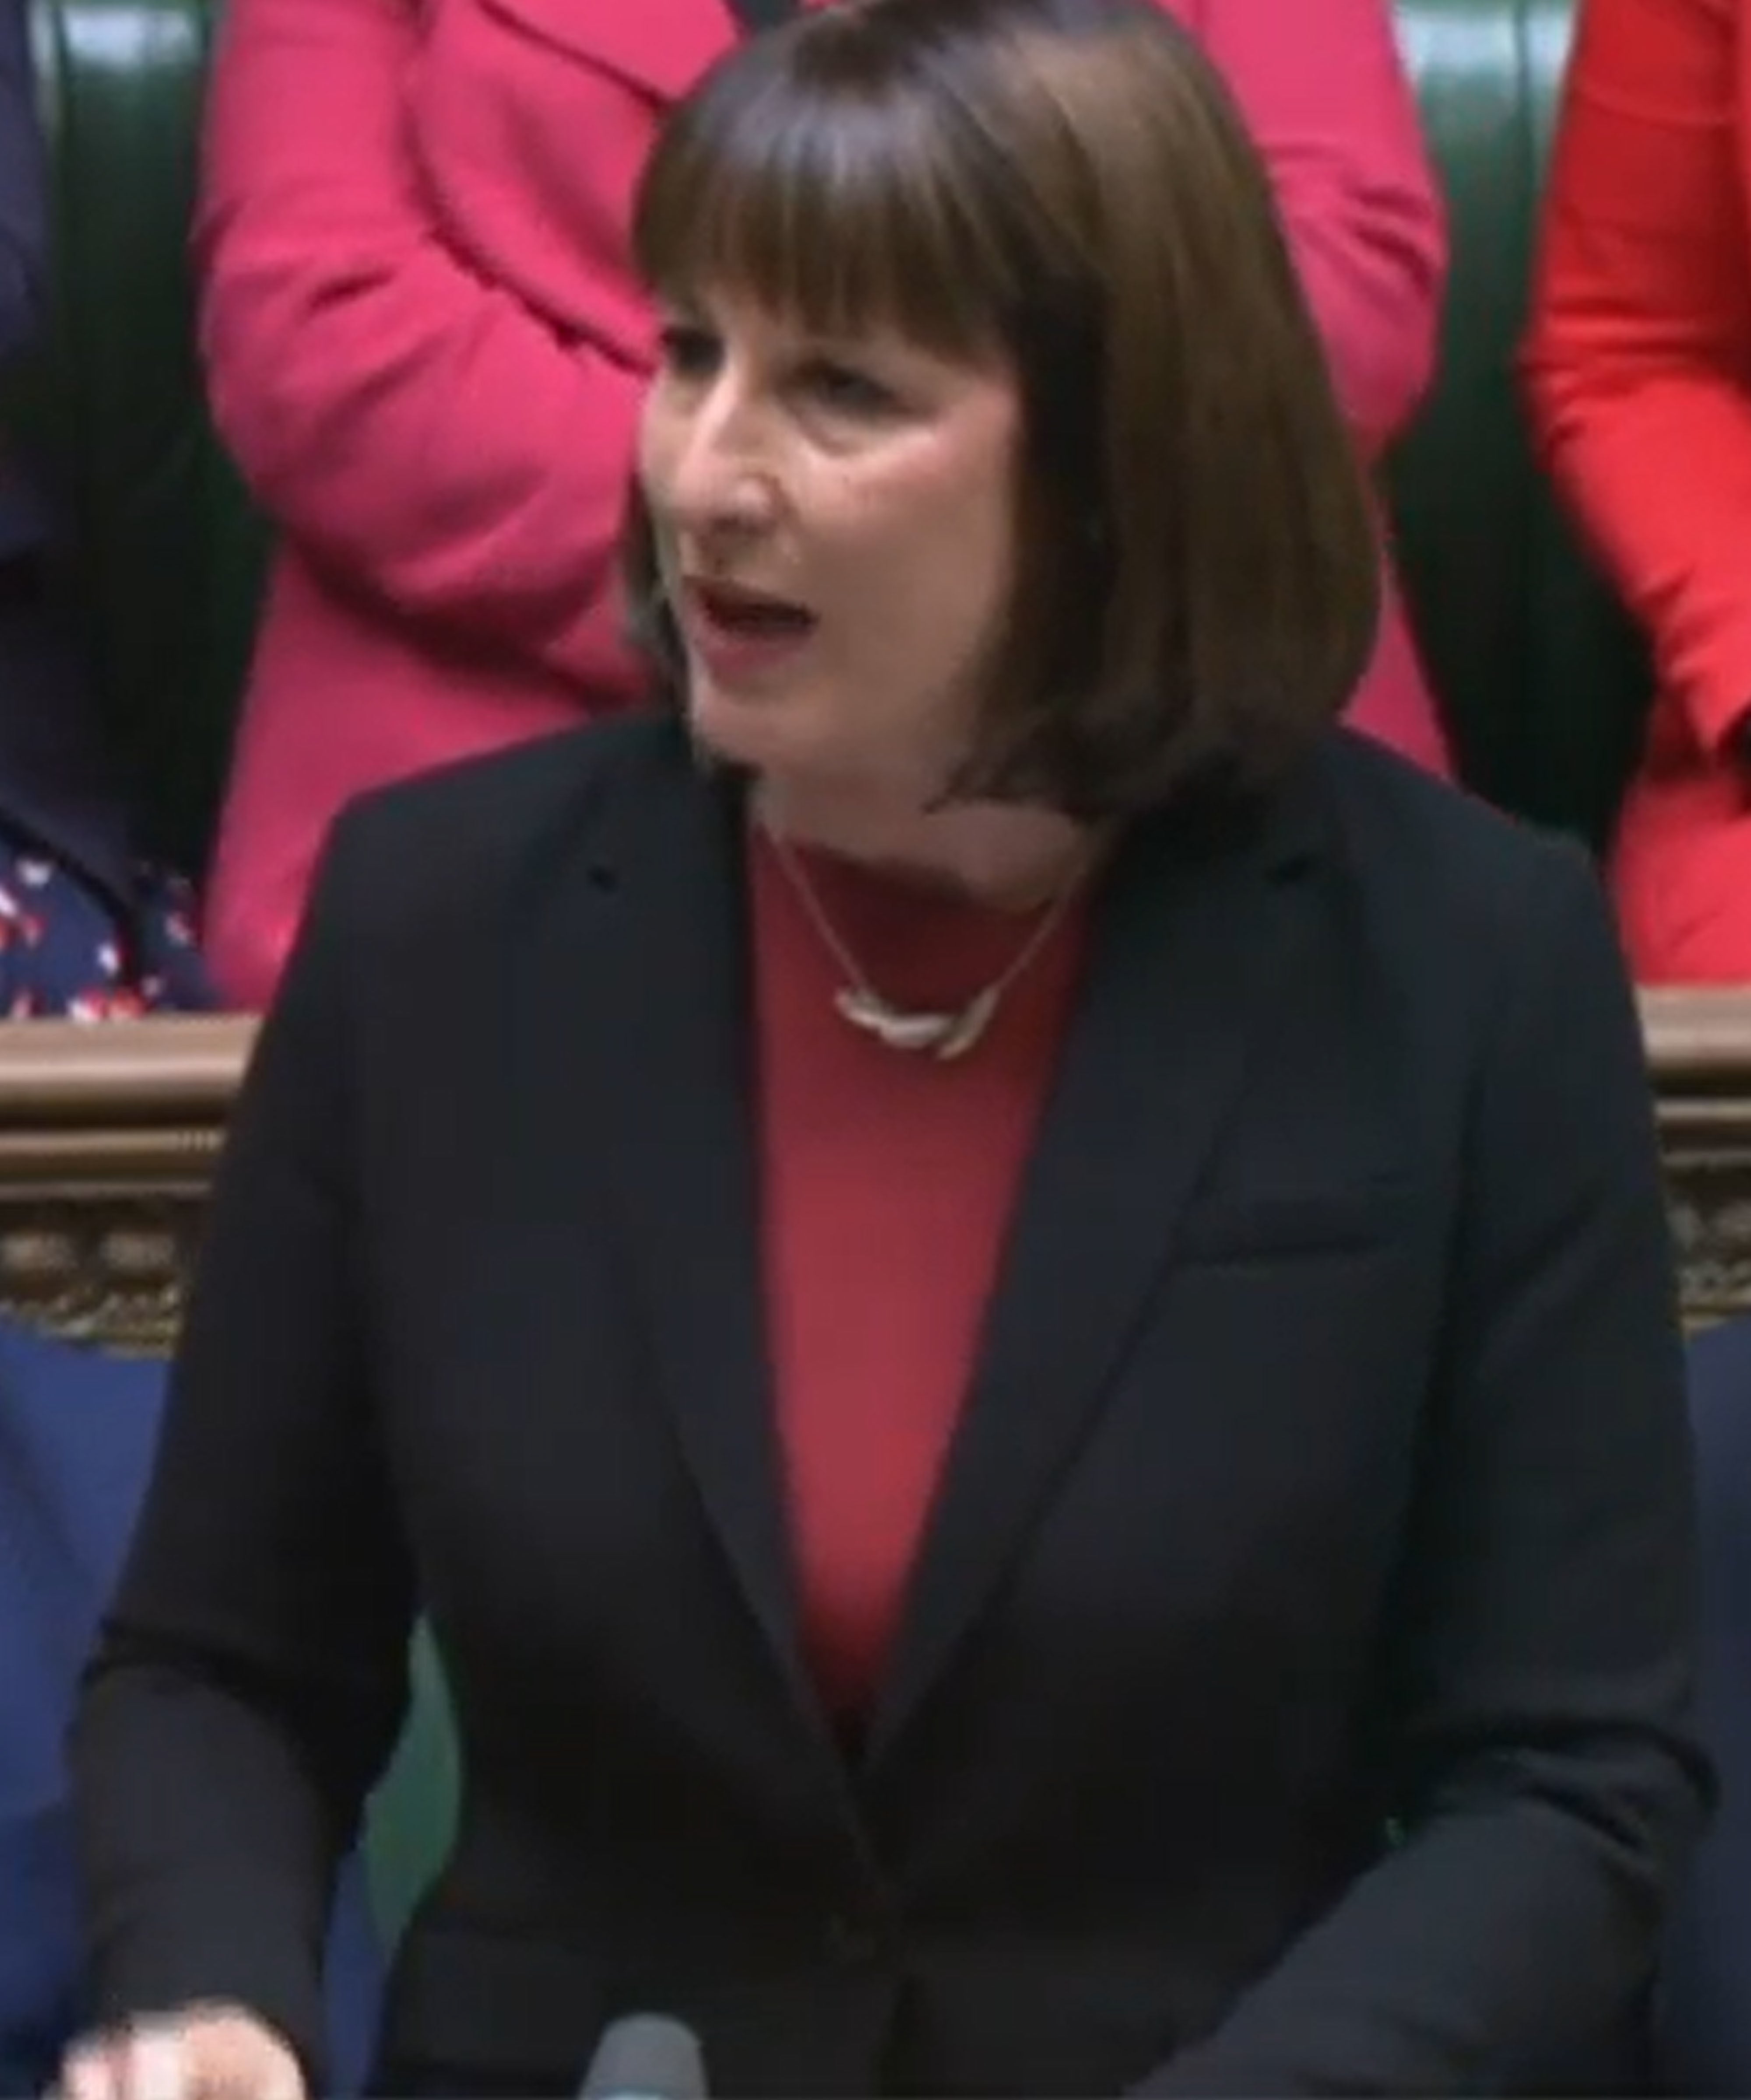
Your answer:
761,820 -> 1086,1061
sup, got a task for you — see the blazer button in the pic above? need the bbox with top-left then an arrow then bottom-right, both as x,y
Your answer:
825,1911 -> 883,1967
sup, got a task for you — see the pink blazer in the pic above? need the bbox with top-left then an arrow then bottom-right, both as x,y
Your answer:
197,0 -> 1450,1009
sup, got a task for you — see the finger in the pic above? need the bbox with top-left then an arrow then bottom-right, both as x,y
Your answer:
255,2049 -> 303,2100
124,2030 -> 187,2100
58,2039 -> 126,2100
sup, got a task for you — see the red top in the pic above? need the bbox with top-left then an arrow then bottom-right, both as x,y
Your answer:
749,829 -> 1088,1722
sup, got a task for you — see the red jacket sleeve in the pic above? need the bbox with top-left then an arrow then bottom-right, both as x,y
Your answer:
1523,0 -> 1751,760
195,0 -> 649,695
1195,0 -> 1445,456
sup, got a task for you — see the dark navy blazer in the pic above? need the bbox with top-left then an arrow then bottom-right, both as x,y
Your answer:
1657,1317 -> 1751,2093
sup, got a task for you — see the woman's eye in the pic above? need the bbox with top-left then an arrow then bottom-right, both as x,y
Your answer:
799,361 -> 899,417
656,323 -> 720,379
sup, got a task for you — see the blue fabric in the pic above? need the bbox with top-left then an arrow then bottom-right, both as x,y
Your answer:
0,1323 -> 382,2096
0,841 -> 211,1020
1655,1314 -> 1751,2094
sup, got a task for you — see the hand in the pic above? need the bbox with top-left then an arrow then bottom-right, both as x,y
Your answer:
56,2009 -> 304,2100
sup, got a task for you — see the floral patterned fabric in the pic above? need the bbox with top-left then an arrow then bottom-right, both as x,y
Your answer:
0,849 -> 211,1019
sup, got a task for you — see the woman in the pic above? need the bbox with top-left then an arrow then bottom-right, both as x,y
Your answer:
1524,0 -> 1751,983
196,0 -> 1449,1011
67,4 -> 1703,2096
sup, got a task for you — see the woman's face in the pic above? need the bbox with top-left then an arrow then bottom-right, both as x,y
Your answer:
637,292 -> 1024,806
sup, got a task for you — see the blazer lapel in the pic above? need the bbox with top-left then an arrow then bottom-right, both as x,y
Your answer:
547,740 -> 829,1740
864,778 -> 1326,1767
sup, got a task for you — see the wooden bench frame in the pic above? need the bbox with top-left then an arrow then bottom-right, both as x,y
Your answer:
0,1017 -> 243,1351
0,998 -> 1748,1351
1644,991 -> 1751,1325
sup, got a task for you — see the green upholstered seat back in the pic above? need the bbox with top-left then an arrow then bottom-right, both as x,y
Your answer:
18,0 -> 267,870
1388,0 -> 1653,847
366,1628 -> 461,1945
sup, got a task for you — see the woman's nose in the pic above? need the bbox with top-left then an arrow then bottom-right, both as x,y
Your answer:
665,381 -> 781,535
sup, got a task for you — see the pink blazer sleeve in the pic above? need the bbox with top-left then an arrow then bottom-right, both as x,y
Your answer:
195,0 -> 647,693
1192,0 -> 1446,455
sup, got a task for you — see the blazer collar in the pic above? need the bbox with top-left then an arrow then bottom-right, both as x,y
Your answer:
545,724 -> 1330,1772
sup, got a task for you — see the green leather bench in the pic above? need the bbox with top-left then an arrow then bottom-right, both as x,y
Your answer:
11,0 -> 1654,1946
1391,0 -> 1652,848
369,1625 -> 460,1944
16,0 -> 266,872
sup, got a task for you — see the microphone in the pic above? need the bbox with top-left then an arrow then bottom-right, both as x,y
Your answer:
579,2014 -> 708,2100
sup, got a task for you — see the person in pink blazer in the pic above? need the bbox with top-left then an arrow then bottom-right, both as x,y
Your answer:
197,0 -> 1451,1010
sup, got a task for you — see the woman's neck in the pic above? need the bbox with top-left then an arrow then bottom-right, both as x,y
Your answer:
752,776 -> 1097,912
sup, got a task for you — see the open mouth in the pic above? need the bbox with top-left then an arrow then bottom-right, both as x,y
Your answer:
686,578 -> 818,641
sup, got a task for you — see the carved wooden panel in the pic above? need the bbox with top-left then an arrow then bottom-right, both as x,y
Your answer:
0,1017 -> 246,1352
1646,992 -> 1751,1327
0,1001 -> 1747,1354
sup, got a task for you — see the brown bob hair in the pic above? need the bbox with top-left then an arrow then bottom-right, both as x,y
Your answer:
624,0 -> 1382,817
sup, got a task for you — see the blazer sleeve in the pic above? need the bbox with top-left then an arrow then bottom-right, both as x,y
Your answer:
1196,0 -> 1445,454
1523,0 -> 1751,760
1136,849 -> 1711,2096
196,0 -> 647,694
0,0 -> 46,369
70,814 -> 416,2089
1654,1320 -> 1751,2094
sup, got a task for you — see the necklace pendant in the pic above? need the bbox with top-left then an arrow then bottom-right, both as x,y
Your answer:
932,984 -> 1000,1060
834,985 -> 958,1054
834,983 -> 1001,1060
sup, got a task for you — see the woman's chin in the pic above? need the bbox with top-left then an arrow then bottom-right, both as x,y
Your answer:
686,683 -> 812,777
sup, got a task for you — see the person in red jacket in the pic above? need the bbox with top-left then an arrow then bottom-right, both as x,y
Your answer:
1525,0 -> 1751,984
196,0 -> 1450,1011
